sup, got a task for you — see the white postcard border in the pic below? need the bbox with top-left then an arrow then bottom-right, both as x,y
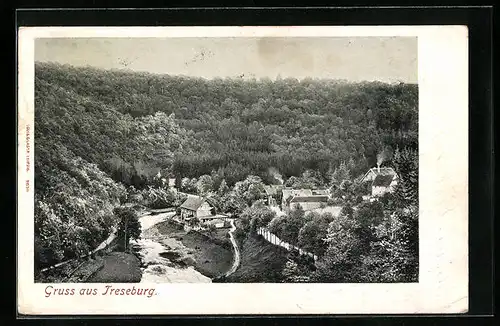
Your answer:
17,26 -> 468,315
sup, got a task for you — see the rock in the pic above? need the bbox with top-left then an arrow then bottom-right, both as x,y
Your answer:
151,265 -> 164,274
179,256 -> 196,266
159,251 -> 181,260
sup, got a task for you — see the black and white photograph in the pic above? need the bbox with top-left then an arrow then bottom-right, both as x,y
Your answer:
32,35 -> 418,284
17,26 -> 468,315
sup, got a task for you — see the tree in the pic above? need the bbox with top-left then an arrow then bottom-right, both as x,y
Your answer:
232,175 -> 266,206
114,207 -> 141,252
392,147 -> 418,207
355,200 -> 385,228
353,200 -> 386,253
217,179 -> 230,196
268,215 -> 288,237
328,161 -> 351,188
196,174 -> 214,195
142,186 -> 177,208
281,259 -> 311,282
331,179 -> 356,205
181,177 -> 198,194
298,213 -> 334,256
284,176 -> 300,187
300,169 -> 324,188
207,223 -> 217,237
189,217 -> 200,227
268,205 -> 308,245
221,193 -> 247,216
240,202 -> 277,233
391,147 -> 418,279
312,211 -> 363,282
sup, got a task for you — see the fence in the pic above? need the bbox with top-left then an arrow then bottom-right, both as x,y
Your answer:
256,227 -> 318,261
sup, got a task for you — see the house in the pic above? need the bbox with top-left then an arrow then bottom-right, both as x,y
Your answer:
311,189 -> 330,196
360,166 -> 398,197
360,167 -> 397,183
204,218 -> 226,229
179,195 -> 213,221
263,185 -> 283,207
281,188 -> 313,208
281,188 -> 331,210
288,195 -> 329,211
371,174 -> 397,196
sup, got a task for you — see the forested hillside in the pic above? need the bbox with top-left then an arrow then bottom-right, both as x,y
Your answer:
34,62 -> 418,272
36,62 -> 417,186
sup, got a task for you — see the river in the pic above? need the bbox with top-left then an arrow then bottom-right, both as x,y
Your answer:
130,212 -> 212,283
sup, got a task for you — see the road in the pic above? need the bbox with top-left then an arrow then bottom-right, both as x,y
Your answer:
40,227 -> 118,273
92,227 -> 117,253
225,219 -> 241,277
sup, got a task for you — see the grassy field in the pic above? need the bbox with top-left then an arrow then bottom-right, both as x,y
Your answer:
86,252 -> 142,283
223,233 -> 289,283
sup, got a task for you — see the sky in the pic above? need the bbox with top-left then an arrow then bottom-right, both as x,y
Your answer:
35,37 -> 417,83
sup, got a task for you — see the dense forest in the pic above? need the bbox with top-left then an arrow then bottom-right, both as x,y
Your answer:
36,62 -> 417,186
34,62 -> 418,277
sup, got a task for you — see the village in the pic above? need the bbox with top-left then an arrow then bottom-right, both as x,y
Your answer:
35,159 -> 403,284
165,162 -> 399,234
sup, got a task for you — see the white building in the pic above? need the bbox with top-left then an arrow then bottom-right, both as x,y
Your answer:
360,166 -> 398,197
179,195 -> 212,221
288,195 -> 329,211
371,175 -> 398,196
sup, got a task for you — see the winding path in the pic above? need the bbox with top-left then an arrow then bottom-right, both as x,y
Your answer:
225,219 -> 241,277
40,227 -> 118,273
92,227 -> 117,253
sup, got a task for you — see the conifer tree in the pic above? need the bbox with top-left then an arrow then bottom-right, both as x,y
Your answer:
392,147 -> 418,207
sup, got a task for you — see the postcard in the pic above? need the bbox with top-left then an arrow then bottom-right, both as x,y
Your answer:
17,25 -> 468,315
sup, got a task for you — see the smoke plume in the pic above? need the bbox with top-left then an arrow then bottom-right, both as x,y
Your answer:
268,167 -> 283,185
377,152 -> 384,167
377,146 -> 394,167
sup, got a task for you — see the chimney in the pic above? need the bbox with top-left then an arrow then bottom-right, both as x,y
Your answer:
377,163 -> 380,172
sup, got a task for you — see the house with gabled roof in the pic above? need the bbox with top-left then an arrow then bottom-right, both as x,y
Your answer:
289,195 -> 329,212
179,195 -> 230,228
281,188 -> 312,207
360,166 -> 398,197
179,195 -> 213,221
360,167 -> 397,183
281,188 -> 331,211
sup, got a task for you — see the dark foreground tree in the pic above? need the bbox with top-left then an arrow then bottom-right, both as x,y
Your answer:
297,212 -> 334,256
114,207 -> 141,252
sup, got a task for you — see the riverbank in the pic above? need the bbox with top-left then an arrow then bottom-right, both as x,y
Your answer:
37,211 -> 234,283
147,219 -> 233,279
